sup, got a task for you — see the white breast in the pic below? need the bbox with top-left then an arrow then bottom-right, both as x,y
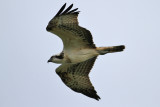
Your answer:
64,48 -> 99,63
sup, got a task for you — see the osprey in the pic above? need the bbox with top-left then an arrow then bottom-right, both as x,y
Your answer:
46,3 -> 125,100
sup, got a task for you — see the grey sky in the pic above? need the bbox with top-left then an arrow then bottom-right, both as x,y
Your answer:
0,0 -> 160,107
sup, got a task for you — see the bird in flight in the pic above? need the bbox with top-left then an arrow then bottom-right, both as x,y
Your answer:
46,3 -> 125,100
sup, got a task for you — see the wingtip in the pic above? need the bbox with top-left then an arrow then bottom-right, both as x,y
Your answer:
94,94 -> 101,101
69,3 -> 73,8
62,3 -> 67,9
64,3 -> 67,6
70,3 -> 73,7
55,3 -> 67,17
62,3 -> 74,15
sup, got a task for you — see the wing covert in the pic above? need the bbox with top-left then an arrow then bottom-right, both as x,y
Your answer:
46,3 -> 96,50
55,57 -> 100,100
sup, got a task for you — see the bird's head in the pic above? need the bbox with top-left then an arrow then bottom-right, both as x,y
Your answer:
48,54 -> 63,64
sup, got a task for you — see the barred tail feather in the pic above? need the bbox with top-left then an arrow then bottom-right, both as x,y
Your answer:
96,45 -> 125,55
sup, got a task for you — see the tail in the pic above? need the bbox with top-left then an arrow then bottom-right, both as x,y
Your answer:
96,45 -> 125,55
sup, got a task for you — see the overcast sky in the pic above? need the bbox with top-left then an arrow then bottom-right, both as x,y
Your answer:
1,0 -> 160,107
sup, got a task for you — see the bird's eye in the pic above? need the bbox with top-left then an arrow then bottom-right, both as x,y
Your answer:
51,56 -> 55,59
55,55 -> 63,59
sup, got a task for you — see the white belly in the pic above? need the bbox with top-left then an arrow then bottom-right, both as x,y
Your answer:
64,49 -> 99,63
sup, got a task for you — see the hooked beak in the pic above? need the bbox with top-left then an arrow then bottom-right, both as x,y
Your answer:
47,58 -> 52,63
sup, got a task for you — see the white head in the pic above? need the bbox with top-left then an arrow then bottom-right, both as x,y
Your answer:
48,54 -> 64,64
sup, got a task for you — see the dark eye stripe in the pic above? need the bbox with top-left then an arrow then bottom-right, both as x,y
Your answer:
55,55 -> 63,59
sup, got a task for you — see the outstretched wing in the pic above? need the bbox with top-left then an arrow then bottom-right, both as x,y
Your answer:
56,57 -> 100,100
46,3 -> 96,50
